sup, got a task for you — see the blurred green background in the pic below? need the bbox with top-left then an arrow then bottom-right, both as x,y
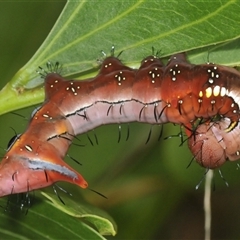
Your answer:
0,2 -> 240,239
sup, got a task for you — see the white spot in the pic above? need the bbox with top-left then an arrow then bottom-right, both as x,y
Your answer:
220,87 -> 227,96
213,85 -> 220,96
208,78 -> 214,84
25,145 -> 32,152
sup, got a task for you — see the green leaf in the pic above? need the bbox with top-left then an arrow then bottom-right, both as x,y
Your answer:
0,193 -> 110,239
1,0 -> 240,115
41,192 -> 117,236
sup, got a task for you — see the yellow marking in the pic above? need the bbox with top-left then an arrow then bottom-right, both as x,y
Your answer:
199,91 -> 203,98
205,87 -> 212,98
213,85 -> 220,97
225,121 -> 238,132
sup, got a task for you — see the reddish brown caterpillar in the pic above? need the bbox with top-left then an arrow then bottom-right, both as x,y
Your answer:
188,118 -> 240,169
0,51 -> 240,197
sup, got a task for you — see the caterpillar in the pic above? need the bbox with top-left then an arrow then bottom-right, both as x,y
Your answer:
188,118 -> 240,169
1,50 -> 240,197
